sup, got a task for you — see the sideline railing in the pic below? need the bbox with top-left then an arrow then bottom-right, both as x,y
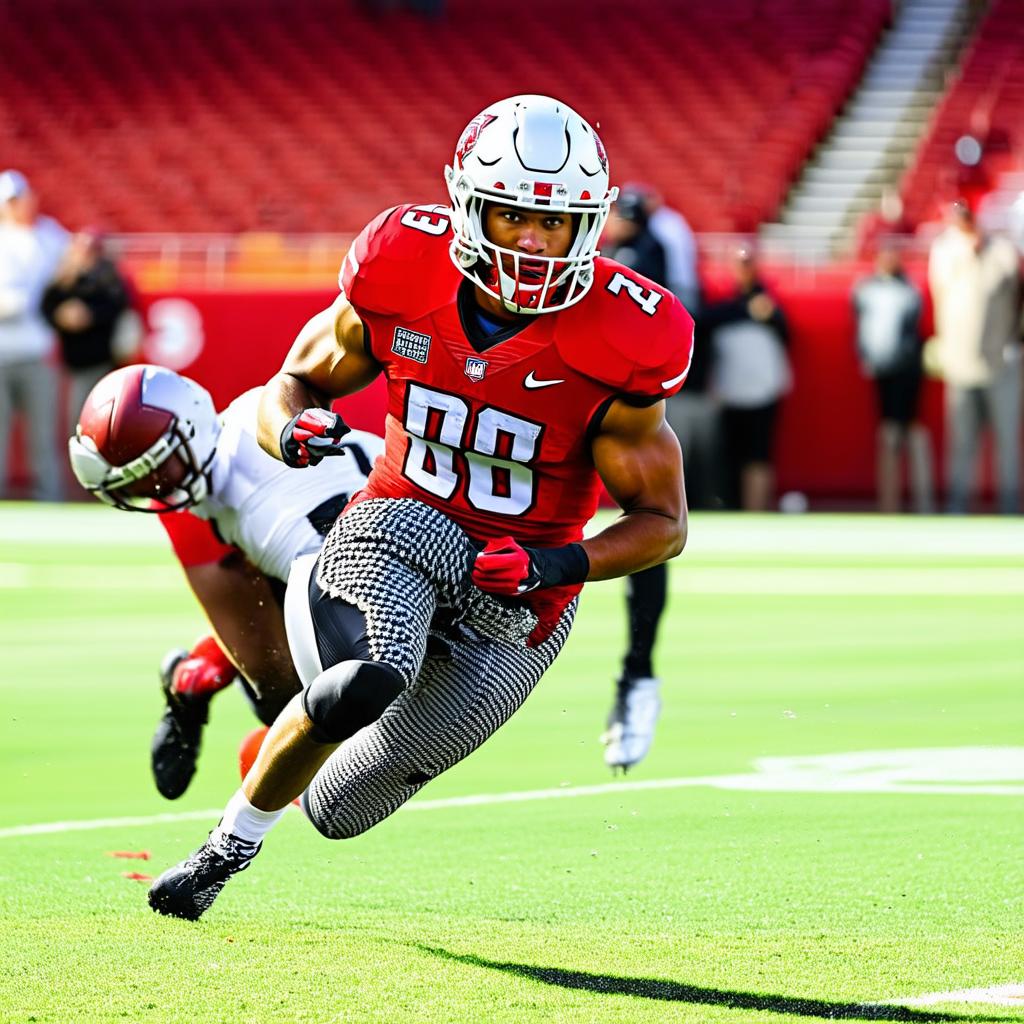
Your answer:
108,230 -> 938,290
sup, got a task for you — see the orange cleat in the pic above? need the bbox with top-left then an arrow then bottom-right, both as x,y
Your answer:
238,726 -> 269,781
237,726 -> 300,807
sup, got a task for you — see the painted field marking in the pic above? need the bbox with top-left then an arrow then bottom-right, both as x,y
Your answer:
881,983 -> 1024,1007
0,809 -> 224,838
2,747 -> 1022,840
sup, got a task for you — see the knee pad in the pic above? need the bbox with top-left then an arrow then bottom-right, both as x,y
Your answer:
302,660 -> 405,744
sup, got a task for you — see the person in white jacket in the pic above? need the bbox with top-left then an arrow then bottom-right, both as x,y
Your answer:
928,201 -> 1022,514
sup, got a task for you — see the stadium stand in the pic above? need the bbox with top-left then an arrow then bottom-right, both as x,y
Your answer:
762,0 -> 971,260
0,0 -> 889,237
899,0 -> 1024,228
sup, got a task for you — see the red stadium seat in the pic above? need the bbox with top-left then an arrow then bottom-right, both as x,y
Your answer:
899,0 -> 1024,227
0,0 -> 889,234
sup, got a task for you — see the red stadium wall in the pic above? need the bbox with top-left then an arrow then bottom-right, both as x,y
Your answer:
131,278 -> 945,504
745,271 -> 943,500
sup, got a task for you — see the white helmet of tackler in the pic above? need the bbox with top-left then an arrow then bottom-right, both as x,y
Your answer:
69,364 -> 220,511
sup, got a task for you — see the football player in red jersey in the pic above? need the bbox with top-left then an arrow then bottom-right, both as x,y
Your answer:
149,95 -> 693,921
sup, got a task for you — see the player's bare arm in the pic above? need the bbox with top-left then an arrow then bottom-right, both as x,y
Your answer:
257,293 -> 379,462
585,398 -> 687,579
182,554 -> 300,718
471,399 -> 686,599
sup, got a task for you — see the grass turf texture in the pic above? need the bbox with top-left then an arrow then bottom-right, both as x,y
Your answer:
0,505 -> 1022,1024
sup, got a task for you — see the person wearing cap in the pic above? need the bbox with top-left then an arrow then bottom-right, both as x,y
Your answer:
602,188 -> 668,286
928,200 -> 1022,514
619,183 -> 700,314
42,228 -> 133,456
0,170 -> 69,501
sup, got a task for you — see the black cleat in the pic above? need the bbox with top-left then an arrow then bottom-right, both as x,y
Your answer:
150,648 -> 211,800
148,831 -> 260,921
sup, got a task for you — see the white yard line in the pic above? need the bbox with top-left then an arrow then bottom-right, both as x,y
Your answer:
5,749 -> 1024,840
0,808 -> 225,838
0,778 -> 726,839
881,983 -> 1024,1006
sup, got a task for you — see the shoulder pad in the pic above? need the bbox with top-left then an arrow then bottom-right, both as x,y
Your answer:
554,258 -> 694,399
339,204 -> 461,321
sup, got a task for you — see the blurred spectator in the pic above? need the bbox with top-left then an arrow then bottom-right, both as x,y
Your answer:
704,248 -> 791,511
0,170 -> 68,501
42,229 -> 133,453
636,185 -> 700,314
602,188 -> 667,286
928,201 -> 1022,515
852,241 -> 934,514
609,186 -> 718,508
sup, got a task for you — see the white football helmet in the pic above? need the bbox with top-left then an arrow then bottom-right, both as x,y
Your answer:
69,364 -> 220,512
445,94 -> 618,315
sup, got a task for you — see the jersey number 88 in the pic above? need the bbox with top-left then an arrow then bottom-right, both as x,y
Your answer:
402,384 -> 542,516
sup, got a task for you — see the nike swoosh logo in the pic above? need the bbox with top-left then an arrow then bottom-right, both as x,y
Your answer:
524,371 -> 566,390
662,346 -> 694,390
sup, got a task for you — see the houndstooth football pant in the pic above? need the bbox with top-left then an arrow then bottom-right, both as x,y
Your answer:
284,498 -> 575,840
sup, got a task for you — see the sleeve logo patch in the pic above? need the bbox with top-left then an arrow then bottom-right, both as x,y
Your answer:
392,327 -> 432,364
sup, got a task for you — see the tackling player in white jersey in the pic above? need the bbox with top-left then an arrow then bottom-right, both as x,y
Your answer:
69,364 -> 382,797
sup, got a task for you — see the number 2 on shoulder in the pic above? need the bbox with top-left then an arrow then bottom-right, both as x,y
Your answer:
606,272 -> 663,316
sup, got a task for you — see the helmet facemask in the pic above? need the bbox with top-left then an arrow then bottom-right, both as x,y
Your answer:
68,365 -> 221,514
69,418 -> 215,512
445,95 -> 617,315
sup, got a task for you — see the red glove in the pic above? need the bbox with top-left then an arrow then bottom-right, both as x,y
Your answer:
280,408 -> 350,468
171,635 -> 237,698
471,536 -> 536,596
471,537 -> 590,596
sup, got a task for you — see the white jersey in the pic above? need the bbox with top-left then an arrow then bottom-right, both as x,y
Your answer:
192,388 -> 384,581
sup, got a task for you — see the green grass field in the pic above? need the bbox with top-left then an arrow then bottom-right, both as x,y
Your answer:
1,505 -> 1022,1024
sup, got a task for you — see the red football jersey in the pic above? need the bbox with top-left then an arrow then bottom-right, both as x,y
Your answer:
341,203 -> 693,550
159,509 -> 234,568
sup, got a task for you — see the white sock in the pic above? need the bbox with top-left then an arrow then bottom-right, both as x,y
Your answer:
213,789 -> 286,846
